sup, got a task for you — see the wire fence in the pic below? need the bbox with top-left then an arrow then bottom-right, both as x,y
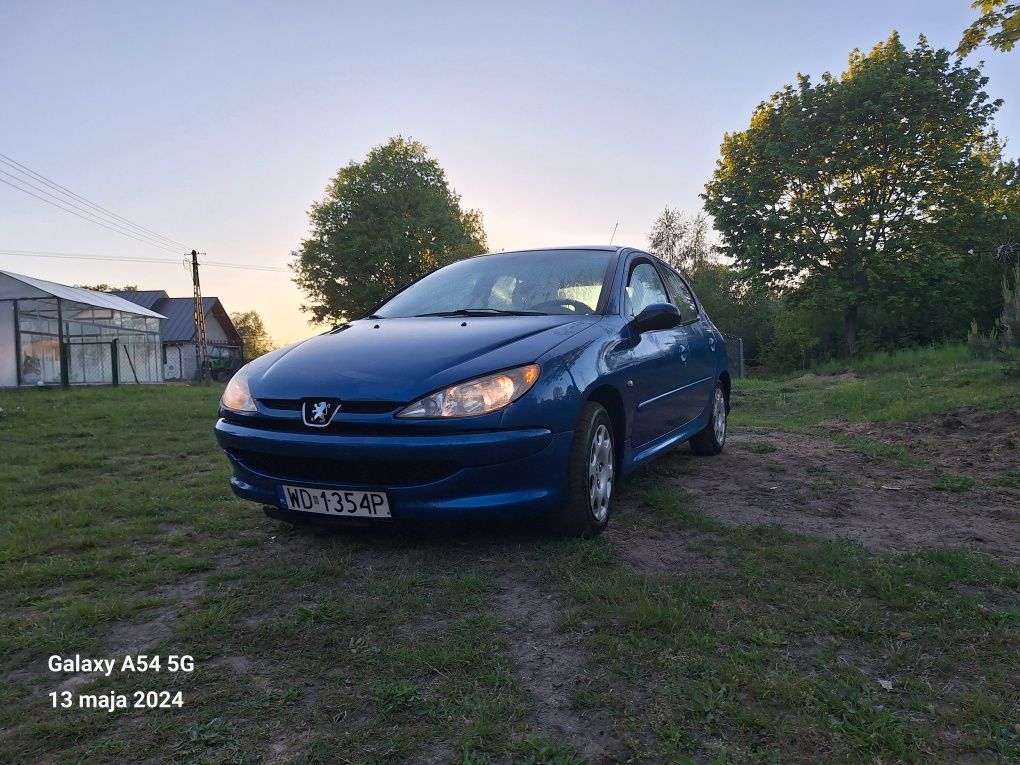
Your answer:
720,332 -> 746,379
62,339 -> 163,385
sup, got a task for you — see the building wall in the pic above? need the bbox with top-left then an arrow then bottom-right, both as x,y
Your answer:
206,314 -> 230,344
163,313 -> 234,380
171,343 -> 199,381
171,342 -> 232,380
162,343 -> 189,380
0,301 -> 16,387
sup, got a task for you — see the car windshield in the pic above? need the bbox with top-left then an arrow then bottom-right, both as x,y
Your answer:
372,249 -> 615,318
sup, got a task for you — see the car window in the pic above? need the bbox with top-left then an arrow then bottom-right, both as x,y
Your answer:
658,267 -> 700,322
488,275 -> 518,309
374,249 -> 613,317
626,262 -> 670,317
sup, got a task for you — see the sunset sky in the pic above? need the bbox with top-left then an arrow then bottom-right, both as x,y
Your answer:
2,0 -> 1017,345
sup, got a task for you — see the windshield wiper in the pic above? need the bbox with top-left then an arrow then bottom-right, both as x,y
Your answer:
414,308 -> 548,317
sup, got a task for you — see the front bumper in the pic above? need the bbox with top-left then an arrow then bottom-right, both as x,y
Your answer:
214,419 -> 572,520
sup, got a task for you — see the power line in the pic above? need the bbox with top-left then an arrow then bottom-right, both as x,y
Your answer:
0,152 -> 189,250
0,248 -> 289,273
204,260 -> 290,272
0,176 -> 184,254
0,250 -> 177,264
0,170 -> 185,254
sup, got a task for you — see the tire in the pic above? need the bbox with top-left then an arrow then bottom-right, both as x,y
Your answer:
690,382 -> 727,456
557,402 -> 615,538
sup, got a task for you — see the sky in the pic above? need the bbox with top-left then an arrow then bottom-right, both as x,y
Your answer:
1,0 -> 1017,346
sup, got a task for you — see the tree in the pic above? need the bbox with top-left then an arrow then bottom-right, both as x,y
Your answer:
291,137 -> 487,324
702,34 -> 1001,355
647,208 -> 712,273
686,262 -> 777,365
78,283 -> 138,292
959,1 -> 1020,55
230,310 -> 275,359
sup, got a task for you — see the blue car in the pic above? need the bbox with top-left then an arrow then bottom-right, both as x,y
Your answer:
215,246 -> 729,536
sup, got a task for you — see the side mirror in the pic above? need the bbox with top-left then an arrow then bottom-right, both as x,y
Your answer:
632,302 -> 682,333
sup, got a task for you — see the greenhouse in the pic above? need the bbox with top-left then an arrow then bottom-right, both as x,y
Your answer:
0,271 -> 166,387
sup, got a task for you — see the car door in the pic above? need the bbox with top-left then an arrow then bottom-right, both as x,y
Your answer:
624,259 -> 689,447
656,263 -> 717,424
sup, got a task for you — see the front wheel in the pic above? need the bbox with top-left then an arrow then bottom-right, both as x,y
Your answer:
690,382 -> 727,456
557,402 -> 615,538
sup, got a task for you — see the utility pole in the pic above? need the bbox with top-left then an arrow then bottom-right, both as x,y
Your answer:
190,249 -> 210,383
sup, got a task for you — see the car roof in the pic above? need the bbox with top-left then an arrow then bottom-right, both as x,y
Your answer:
476,245 -> 629,257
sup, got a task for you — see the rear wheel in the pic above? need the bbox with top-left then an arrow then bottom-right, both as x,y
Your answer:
558,402 -> 615,538
690,382 -> 727,456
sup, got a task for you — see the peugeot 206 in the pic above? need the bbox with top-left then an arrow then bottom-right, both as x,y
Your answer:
214,246 -> 730,537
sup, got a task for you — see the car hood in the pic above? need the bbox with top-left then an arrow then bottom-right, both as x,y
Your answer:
248,315 -> 595,403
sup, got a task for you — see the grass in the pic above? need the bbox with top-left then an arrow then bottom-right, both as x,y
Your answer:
553,485 -> 1019,762
1,351 -> 1017,763
830,435 -> 925,468
934,475 -> 978,492
733,344 -> 1017,431
808,344 -> 975,377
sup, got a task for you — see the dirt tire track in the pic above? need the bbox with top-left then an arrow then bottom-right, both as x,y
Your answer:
495,573 -> 619,762
659,412 -> 1019,563
610,497 -> 728,576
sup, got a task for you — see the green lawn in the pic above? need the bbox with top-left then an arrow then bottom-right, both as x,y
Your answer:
733,345 -> 1018,431
1,351 -> 1017,764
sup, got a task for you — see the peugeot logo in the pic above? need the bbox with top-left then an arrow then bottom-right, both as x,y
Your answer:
310,401 -> 329,422
302,398 -> 341,428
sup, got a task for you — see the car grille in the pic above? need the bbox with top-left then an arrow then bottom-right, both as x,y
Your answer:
258,398 -> 401,414
230,449 -> 459,486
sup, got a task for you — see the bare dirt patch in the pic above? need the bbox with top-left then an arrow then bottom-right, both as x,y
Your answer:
263,731 -> 316,765
659,415 -> 1020,564
610,498 -> 729,576
207,655 -> 253,675
495,573 -> 619,761
105,617 -> 175,656
105,574 -> 209,655
834,407 -> 1020,486
952,582 -> 1020,611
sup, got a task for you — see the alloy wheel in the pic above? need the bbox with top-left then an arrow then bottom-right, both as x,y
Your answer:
588,423 -> 613,522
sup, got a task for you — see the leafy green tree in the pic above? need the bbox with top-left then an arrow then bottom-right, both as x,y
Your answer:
685,262 -> 776,365
703,34 -> 1001,356
78,283 -> 138,292
647,208 -> 712,272
291,137 -> 487,324
230,310 -> 275,359
959,1 -> 1020,55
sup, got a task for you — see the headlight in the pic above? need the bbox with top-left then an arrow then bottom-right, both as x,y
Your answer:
397,364 -> 540,418
221,364 -> 256,412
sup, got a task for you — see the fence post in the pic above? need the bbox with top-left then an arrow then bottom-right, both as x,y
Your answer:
111,339 -> 119,386
739,336 -> 746,379
59,342 -> 70,388
57,299 -> 69,388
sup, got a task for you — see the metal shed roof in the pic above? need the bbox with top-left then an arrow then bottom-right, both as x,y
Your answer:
112,292 -> 243,345
0,271 -> 166,319
107,290 -> 169,312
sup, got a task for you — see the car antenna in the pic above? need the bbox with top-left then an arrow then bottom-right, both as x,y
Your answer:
609,222 -> 619,245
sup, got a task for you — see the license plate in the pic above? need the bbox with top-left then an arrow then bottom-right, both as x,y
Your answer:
280,485 -> 391,518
